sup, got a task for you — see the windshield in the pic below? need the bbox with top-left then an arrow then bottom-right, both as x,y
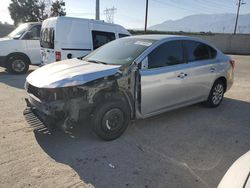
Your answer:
83,37 -> 156,65
8,23 -> 30,39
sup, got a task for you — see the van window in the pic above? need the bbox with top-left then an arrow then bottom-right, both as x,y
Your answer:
119,33 -> 130,38
148,40 -> 184,69
92,31 -> 115,50
185,41 -> 214,62
40,28 -> 55,49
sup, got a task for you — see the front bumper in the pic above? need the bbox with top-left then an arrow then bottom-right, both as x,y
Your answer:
0,56 -> 7,68
26,94 -> 65,117
24,97 -> 57,132
24,94 -> 93,133
23,106 -> 54,133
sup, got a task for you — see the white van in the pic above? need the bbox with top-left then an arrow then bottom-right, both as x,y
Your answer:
0,22 -> 41,74
40,17 -> 130,65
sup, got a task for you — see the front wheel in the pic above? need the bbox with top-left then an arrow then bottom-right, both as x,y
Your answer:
205,80 -> 225,108
7,55 -> 29,74
91,100 -> 130,141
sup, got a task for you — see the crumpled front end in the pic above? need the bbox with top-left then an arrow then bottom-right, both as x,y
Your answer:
23,57 -> 137,135
23,59 -> 125,132
24,81 -> 92,133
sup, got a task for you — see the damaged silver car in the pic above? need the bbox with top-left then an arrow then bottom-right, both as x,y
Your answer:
24,35 -> 234,140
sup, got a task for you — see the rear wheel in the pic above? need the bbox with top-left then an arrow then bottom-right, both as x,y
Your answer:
205,80 -> 225,108
91,100 -> 130,141
7,55 -> 29,74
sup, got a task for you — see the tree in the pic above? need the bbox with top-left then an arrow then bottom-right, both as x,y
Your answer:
8,0 -> 48,25
50,0 -> 66,17
8,0 -> 66,26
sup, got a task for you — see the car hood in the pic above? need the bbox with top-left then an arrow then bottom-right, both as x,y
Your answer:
218,151 -> 250,188
26,58 -> 121,88
0,37 -> 13,42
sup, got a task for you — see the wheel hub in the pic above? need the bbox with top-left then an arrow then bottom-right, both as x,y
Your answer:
102,108 -> 124,132
12,59 -> 25,72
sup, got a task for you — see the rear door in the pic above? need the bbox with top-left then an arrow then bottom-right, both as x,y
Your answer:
140,40 -> 190,116
40,27 -> 55,64
183,40 -> 218,100
23,24 -> 41,64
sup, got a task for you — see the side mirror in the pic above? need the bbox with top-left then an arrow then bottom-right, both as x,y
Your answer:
141,57 -> 148,70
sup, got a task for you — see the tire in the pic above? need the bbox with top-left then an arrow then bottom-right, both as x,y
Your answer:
91,100 -> 130,141
7,55 -> 29,74
205,80 -> 225,108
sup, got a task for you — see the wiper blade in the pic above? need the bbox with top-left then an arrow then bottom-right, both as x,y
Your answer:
87,60 -> 107,65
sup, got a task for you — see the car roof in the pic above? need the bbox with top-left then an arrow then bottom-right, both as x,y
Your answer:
126,34 -> 219,50
127,34 -> 205,42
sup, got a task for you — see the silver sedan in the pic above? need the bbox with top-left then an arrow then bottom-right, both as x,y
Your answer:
24,35 -> 235,140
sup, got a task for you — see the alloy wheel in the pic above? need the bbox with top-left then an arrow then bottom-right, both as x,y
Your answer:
212,84 -> 224,105
11,59 -> 26,73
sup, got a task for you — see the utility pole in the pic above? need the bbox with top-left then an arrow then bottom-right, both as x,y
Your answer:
234,0 -> 246,34
144,0 -> 149,32
96,0 -> 100,20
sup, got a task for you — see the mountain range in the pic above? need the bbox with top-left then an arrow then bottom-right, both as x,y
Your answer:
149,13 -> 250,34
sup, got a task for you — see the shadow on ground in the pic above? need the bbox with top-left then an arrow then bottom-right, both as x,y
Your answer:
34,98 -> 250,188
0,68 -> 34,89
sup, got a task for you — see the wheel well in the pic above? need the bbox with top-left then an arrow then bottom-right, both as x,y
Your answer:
92,90 -> 133,117
216,77 -> 227,91
7,52 -> 31,64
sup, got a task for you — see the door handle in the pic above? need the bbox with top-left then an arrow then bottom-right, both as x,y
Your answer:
177,72 -> 187,79
210,67 -> 216,72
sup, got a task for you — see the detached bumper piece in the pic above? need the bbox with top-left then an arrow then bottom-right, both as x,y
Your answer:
23,108 -> 51,134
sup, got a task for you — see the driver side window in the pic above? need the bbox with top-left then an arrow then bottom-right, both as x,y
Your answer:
23,25 -> 41,40
148,40 -> 184,69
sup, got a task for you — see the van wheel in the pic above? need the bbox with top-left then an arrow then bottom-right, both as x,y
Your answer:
205,80 -> 225,108
7,55 -> 29,74
91,100 -> 130,141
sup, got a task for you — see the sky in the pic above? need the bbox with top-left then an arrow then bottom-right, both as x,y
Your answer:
1,0 -> 250,28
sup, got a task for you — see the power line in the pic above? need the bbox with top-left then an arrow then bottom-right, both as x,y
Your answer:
152,0 -> 213,14
199,0 -> 236,10
193,0 -> 235,13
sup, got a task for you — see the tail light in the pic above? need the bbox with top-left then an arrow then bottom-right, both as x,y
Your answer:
229,60 -> 235,69
55,51 -> 61,61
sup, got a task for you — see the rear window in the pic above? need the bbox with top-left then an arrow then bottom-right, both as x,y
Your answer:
185,40 -> 217,62
40,27 -> 55,49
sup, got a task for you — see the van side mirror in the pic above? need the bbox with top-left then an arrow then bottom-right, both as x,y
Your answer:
141,57 -> 148,70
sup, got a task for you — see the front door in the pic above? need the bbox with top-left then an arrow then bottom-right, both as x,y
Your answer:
23,25 -> 41,64
140,40 -> 189,116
